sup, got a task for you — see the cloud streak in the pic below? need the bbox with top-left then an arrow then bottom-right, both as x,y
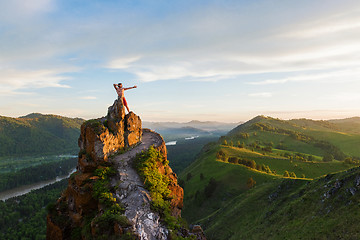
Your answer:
0,68 -> 71,95
248,92 -> 273,98
99,2 -> 360,84
79,96 -> 97,100
1,0 -> 360,121
3,0 -> 360,85
249,68 -> 360,85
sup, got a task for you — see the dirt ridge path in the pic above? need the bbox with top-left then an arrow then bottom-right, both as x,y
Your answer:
110,130 -> 168,240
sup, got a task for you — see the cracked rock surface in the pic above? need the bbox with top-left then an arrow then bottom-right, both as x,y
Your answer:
111,131 -> 168,240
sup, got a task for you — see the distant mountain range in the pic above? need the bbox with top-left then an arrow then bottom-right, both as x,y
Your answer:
0,113 -> 84,156
143,120 -> 240,140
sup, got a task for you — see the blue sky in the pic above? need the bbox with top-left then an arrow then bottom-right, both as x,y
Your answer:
1,0 -> 360,122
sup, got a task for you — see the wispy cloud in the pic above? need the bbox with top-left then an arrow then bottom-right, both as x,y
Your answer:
280,9 -> 360,39
249,68 -> 360,85
79,96 -> 97,100
101,4 -> 360,83
0,0 -> 55,23
0,68 -> 71,94
4,0 -> 360,85
1,1 -> 360,121
107,56 -> 142,69
248,92 -> 273,98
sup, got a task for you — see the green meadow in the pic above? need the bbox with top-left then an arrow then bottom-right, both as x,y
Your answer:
180,116 -> 360,239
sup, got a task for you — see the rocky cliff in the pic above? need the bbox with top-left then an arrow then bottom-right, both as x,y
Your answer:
46,99 -> 205,240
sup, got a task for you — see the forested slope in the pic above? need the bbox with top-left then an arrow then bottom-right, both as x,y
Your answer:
0,113 -> 83,156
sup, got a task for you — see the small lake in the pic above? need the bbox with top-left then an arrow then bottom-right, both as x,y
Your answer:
0,168 -> 76,201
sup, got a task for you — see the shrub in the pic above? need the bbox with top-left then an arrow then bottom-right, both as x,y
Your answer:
290,172 -> 297,178
344,157 -> 354,164
322,153 -> 334,162
262,146 -> 272,152
90,164 -> 131,237
85,119 -> 105,134
228,157 -> 239,164
134,146 -> 190,235
94,166 -> 116,180
307,155 -> 315,161
263,165 -> 272,173
216,150 -> 227,161
93,207 -> 130,233
134,146 -> 171,215
247,177 -> 256,189
204,178 -> 218,198
237,158 -> 257,169
186,173 -> 192,181
237,133 -> 249,139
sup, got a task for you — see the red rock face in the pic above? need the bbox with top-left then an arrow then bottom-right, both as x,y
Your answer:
46,99 -> 143,239
77,100 -> 142,172
46,99 -> 191,239
154,139 -> 184,217
125,112 -> 142,147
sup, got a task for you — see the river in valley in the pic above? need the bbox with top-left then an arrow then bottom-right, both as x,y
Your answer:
0,168 -> 76,201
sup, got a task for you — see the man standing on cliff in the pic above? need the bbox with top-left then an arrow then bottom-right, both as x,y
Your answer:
113,83 -> 137,113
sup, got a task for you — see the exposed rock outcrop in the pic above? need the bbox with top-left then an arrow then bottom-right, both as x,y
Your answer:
46,99 -> 204,240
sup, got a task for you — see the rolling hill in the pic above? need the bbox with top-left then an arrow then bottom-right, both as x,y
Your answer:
180,115 -> 360,239
0,113 -> 84,156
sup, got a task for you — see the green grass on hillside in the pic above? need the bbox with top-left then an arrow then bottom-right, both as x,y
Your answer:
304,130 -> 360,157
180,116 -> 360,239
227,130 -> 325,156
180,142 -> 359,239
180,143 -> 282,223
199,168 -> 360,240
221,145 -> 350,179
227,116 -> 360,160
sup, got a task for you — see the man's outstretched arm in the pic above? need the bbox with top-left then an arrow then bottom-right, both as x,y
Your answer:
124,86 -> 137,90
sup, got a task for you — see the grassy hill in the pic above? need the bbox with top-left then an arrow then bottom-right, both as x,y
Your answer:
196,167 -> 360,239
0,113 -> 84,157
227,115 -> 360,159
180,116 -> 360,239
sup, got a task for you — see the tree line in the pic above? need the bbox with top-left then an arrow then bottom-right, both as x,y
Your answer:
0,158 -> 77,192
217,150 -> 275,175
